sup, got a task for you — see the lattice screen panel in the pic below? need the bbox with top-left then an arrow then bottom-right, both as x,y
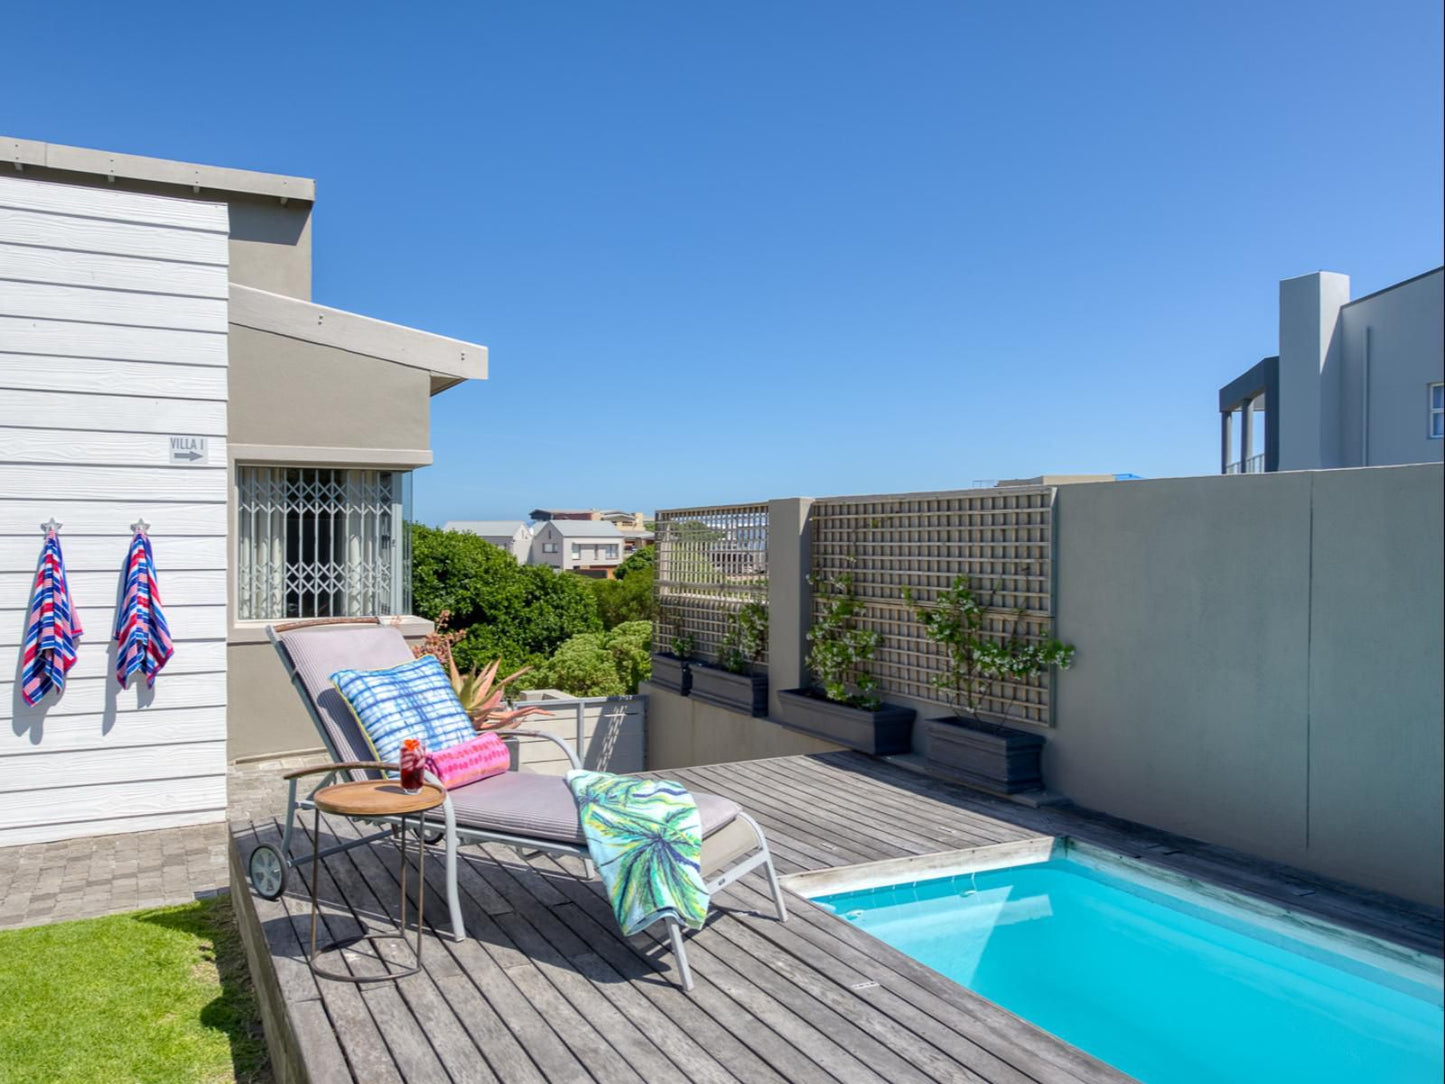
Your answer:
811,487 -> 1057,726
654,503 -> 769,665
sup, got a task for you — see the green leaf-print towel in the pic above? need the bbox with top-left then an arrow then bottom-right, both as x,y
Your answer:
566,770 -> 710,936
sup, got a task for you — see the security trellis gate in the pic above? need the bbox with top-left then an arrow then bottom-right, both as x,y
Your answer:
236,466 -> 411,621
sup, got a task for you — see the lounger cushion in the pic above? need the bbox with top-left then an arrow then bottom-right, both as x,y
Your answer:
331,654 -> 476,766
280,625 -> 419,777
442,771 -> 741,845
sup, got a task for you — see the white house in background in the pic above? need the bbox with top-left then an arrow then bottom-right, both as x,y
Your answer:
530,519 -> 624,575
1219,267 -> 1444,473
444,520 -> 532,562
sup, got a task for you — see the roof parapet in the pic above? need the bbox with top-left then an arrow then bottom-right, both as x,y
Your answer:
4,135 -> 315,204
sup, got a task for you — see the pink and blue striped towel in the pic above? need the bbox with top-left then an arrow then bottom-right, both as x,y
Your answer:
21,531 -> 84,705
114,531 -> 174,689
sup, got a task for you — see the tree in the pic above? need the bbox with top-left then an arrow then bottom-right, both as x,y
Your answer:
523,621 -> 653,697
583,566 -> 655,628
411,525 -> 601,675
613,545 -> 654,580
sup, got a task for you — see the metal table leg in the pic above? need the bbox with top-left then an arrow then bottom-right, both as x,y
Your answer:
307,808 -> 427,984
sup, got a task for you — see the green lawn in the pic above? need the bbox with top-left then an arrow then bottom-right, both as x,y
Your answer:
0,895 -> 271,1084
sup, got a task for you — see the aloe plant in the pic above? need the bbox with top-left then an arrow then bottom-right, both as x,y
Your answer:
446,655 -> 550,731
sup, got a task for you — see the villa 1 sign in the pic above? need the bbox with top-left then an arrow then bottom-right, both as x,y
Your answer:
168,435 -> 209,464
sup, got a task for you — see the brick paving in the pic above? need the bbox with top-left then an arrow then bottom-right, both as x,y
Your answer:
0,752 -> 326,931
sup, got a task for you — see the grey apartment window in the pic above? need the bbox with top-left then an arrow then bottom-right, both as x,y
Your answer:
605,545 -> 619,560
236,466 -> 411,620
1430,382 -> 1444,439
543,542 -> 559,554
571,544 -> 581,559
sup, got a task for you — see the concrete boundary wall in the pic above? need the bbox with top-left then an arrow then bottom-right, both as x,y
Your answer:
644,682 -> 842,769
1050,464 -> 1443,906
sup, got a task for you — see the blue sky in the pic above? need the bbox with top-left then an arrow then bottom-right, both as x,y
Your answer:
7,2 -> 1441,522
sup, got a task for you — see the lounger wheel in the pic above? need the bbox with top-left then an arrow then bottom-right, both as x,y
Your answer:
248,844 -> 288,900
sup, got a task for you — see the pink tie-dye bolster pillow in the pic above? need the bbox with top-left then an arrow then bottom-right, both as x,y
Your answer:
423,732 -> 511,789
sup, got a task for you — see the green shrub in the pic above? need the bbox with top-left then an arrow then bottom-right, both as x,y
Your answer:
584,566 -> 655,628
613,545 -> 655,580
524,621 -> 653,697
411,524 -> 601,675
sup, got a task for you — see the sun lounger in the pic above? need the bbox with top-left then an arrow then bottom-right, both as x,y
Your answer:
244,617 -> 788,990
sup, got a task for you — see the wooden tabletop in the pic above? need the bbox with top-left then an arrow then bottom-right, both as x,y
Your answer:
313,780 -> 446,817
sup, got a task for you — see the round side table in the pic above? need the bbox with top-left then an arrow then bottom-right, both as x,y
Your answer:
307,779 -> 446,983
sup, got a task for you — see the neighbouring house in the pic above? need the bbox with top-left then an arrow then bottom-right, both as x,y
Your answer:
529,507 -> 601,522
995,474 -> 1140,486
601,511 -> 654,553
528,507 -> 652,554
530,519 -> 625,575
1218,267 -> 1444,473
600,510 -> 646,530
444,519 -> 532,562
0,136 -> 484,845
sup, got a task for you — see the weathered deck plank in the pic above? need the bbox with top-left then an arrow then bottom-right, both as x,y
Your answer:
233,751 -> 1444,1083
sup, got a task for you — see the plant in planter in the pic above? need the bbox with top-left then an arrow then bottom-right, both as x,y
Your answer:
649,602 -> 696,695
774,569 -> 915,754
904,575 -> 1075,792
691,601 -> 769,716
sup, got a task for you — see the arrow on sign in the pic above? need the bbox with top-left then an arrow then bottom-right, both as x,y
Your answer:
167,435 -> 209,464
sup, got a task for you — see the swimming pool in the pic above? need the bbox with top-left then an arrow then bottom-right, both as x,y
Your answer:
812,843 -> 1443,1084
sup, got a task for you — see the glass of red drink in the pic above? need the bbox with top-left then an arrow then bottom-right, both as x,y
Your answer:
399,737 -> 425,793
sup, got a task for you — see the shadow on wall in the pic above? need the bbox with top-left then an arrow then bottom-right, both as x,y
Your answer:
11,635 -> 154,746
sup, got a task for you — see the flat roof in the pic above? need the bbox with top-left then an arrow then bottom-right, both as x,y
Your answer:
4,135 -> 315,203
1341,265 -> 1444,309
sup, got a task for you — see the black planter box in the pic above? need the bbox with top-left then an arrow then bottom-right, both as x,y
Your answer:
925,716 -> 1045,793
689,664 -> 768,717
650,653 -> 691,696
775,689 -> 915,755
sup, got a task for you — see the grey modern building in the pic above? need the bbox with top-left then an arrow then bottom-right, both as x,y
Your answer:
1219,267 -> 1443,473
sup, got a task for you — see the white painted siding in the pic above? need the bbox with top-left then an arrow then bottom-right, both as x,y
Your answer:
0,174 -> 230,847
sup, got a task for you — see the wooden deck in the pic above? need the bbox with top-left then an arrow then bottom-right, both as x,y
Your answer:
230,752 -> 1444,1084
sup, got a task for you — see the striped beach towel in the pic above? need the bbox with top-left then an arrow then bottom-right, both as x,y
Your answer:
21,531 -> 84,706
114,530 -> 174,689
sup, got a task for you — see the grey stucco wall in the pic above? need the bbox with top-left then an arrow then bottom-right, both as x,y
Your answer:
1337,269 -> 1445,469
225,196 -> 312,300
227,641 -> 322,761
643,682 -> 844,770
1049,465 -> 1443,906
226,324 -> 431,450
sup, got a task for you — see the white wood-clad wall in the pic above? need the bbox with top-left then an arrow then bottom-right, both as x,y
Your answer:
0,174 -> 230,847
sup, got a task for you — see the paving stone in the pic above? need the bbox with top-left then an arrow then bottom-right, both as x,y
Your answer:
0,757 -> 323,929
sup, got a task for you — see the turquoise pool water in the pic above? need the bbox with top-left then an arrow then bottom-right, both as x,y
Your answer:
815,850 -> 1443,1084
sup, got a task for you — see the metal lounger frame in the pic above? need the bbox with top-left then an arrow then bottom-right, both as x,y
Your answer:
264,619 -> 788,990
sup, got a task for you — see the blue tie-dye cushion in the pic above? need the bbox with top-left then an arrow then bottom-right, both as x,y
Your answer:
330,654 -> 475,767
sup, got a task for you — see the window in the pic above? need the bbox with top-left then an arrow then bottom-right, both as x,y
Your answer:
604,545 -> 619,560
542,542 -> 559,554
570,544 -> 581,559
236,466 -> 410,620
1431,382 -> 1444,439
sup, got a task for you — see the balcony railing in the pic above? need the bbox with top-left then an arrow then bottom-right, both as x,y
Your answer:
1224,454 -> 1265,475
